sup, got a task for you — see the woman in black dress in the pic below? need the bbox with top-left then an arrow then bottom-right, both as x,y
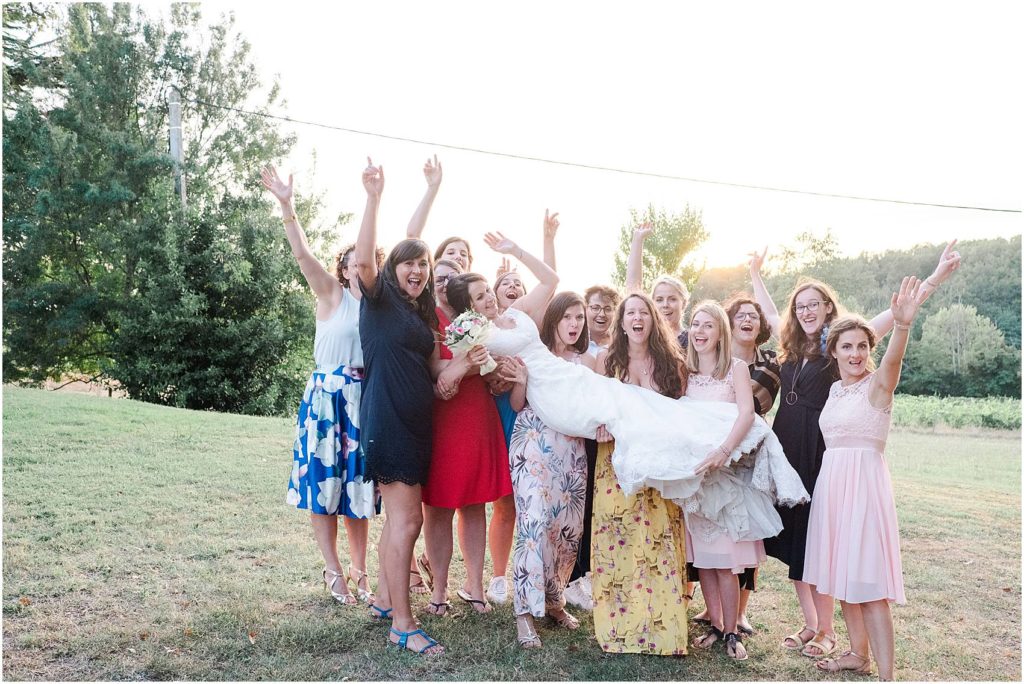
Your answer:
749,242 -> 961,660
354,159 -> 485,656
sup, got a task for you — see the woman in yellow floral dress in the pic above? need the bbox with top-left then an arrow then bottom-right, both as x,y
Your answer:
591,293 -> 690,656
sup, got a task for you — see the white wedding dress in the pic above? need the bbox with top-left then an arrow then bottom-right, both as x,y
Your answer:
486,307 -> 809,542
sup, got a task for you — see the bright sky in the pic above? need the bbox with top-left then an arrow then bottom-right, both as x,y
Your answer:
196,1 -> 1022,293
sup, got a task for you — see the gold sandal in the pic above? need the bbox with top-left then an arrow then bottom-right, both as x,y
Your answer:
782,625 -> 816,650
802,631 -> 838,658
815,650 -> 871,674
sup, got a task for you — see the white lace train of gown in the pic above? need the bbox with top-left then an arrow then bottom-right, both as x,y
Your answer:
486,308 -> 809,542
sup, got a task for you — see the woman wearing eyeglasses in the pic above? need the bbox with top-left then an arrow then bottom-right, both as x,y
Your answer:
749,242 -> 961,660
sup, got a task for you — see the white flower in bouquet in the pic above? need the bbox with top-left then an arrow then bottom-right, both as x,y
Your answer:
444,311 -> 498,375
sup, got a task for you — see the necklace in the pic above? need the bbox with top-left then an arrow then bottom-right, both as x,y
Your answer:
785,357 -> 809,406
630,355 -> 653,376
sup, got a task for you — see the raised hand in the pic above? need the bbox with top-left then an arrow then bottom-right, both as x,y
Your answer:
890,276 -> 927,326
929,239 -> 962,286
484,231 -> 519,256
260,166 -> 293,205
362,157 -> 385,199
632,222 -> 653,242
543,209 -> 560,240
748,247 -> 768,276
496,257 -> 512,280
423,154 -> 442,188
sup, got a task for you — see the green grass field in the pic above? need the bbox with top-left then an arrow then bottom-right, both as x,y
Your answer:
2,386 -> 1020,680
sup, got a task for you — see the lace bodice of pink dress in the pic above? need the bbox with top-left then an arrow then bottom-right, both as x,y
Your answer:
685,360 -> 739,403
818,374 -> 893,451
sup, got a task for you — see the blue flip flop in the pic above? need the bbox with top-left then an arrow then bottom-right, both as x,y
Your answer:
368,604 -> 393,620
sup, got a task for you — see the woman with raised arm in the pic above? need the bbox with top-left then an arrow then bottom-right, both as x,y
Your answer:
483,211 -> 560,606
590,292 -> 691,656
417,254 -> 511,618
353,158 -> 462,656
261,166 -> 384,608
626,222 -> 692,345
803,278 -> 929,680
750,242 -> 961,659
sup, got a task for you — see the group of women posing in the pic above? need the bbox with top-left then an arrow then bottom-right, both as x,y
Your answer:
264,156 -> 961,678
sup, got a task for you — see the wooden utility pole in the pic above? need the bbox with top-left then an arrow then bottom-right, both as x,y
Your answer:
167,86 -> 186,207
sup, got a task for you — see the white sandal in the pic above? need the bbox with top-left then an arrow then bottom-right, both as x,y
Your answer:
322,569 -> 357,605
347,565 -> 375,603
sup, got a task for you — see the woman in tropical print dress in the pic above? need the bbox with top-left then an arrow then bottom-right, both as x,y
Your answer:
501,291 -> 594,648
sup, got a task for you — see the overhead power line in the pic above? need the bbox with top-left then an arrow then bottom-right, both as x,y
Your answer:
186,97 -> 1021,215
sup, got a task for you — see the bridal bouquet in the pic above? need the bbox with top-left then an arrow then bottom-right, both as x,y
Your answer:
444,311 -> 498,375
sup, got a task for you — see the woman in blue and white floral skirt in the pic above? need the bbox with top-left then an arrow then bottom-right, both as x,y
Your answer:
262,166 -> 382,606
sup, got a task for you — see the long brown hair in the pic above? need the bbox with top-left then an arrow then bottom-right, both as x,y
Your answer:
778,277 -> 844,364
604,293 -> 687,399
539,292 -> 589,354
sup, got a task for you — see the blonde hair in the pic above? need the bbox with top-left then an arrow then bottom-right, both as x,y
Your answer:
779,277 -> 844,364
825,315 -> 878,373
686,300 -> 732,380
650,275 -> 690,305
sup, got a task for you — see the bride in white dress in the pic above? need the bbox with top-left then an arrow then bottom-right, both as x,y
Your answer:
481,237 -> 809,542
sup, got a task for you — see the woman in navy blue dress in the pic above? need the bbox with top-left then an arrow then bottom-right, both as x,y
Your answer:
354,158 -> 486,656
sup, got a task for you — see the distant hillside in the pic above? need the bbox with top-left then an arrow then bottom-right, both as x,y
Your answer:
693,236 -> 1022,397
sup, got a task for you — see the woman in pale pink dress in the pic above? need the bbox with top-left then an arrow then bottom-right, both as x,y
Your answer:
684,301 -> 763,661
803,277 -> 929,680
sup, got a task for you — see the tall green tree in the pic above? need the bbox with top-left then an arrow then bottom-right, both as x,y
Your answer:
3,3 -> 328,414
611,203 -> 707,291
904,304 -> 1020,397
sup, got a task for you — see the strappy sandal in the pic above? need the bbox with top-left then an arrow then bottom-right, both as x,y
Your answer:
456,588 -> 492,614
781,625 -> 816,650
388,626 -> 444,656
322,569 -> 357,605
416,553 -> 434,589
368,604 -> 393,620
546,607 -> 579,630
693,625 -> 723,650
737,616 -> 755,636
409,567 -> 430,595
347,565 -> 375,604
815,650 -> 871,674
426,600 -> 451,617
516,615 -> 542,649
802,631 -> 838,658
725,632 -> 748,661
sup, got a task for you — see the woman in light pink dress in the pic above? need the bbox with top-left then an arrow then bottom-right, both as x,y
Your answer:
684,301 -> 763,661
803,277 -> 929,680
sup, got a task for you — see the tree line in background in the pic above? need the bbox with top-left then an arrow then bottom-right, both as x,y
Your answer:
3,4 -> 1020,417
